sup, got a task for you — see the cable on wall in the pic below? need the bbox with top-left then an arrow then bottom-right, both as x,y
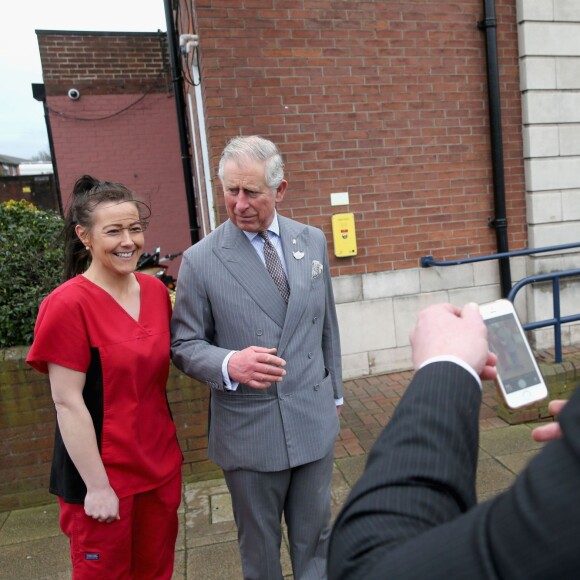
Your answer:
46,73 -> 166,122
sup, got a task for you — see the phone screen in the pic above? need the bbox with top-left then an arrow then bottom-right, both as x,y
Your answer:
483,313 -> 542,394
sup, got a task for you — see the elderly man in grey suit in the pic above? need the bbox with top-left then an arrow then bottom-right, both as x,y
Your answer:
171,135 -> 343,580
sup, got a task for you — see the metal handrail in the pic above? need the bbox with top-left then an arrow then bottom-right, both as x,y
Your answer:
507,269 -> 580,363
420,241 -> 580,268
420,243 -> 580,363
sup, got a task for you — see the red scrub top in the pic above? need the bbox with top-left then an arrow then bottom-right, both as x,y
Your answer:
27,273 -> 182,503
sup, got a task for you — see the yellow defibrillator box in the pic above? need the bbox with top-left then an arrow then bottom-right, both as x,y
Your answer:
331,212 -> 357,258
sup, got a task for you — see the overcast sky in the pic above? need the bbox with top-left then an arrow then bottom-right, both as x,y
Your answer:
1,0 -> 167,160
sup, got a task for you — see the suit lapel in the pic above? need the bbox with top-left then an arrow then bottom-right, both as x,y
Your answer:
278,216 -> 310,357
213,221 -> 288,327
211,218 -> 313,350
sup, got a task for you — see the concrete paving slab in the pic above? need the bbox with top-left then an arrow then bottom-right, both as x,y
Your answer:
495,449 -> 542,475
330,465 -> 352,515
479,424 -> 544,456
0,504 -> 60,546
175,501 -> 186,552
183,536 -> 293,580
334,455 -> 367,488
478,447 -> 492,460
280,536 -> 293,578
172,549 -> 186,580
185,540 -> 242,580
210,492 -> 233,524
0,535 -> 70,580
186,527 -> 238,550
183,480 -> 237,549
476,456 -> 517,501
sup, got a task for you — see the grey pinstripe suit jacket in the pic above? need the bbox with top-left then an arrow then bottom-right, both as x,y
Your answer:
329,361 -> 580,579
170,216 -> 342,472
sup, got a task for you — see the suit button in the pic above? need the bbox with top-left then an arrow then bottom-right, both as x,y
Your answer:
308,352 -> 313,359
256,329 -> 263,336
313,384 -> 320,391
312,317 -> 318,324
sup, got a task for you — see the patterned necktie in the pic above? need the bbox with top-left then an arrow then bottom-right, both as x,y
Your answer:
258,231 -> 290,303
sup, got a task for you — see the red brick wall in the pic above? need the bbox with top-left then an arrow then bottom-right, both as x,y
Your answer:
184,0 -> 525,277
38,31 -> 169,94
0,349 -> 56,511
37,31 -> 194,275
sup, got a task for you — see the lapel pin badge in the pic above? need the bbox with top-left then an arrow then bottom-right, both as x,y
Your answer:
292,239 -> 305,260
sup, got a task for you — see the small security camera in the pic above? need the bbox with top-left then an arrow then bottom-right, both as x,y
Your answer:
67,88 -> 80,100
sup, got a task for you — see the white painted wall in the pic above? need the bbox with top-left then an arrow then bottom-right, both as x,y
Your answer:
518,0 -> 580,349
334,258 -> 528,380
18,162 -> 53,175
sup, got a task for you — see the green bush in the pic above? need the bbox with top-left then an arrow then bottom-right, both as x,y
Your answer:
0,200 -> 64,347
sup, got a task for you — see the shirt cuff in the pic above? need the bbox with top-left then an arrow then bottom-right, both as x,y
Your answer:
418,355 -> 482,390
222,351 -> 239,391
335,398 -> 344,406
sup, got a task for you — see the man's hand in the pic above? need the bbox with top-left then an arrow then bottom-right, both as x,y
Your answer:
410,302 -> 498,380
532,399 -> 567,442
228,346 -> 287,389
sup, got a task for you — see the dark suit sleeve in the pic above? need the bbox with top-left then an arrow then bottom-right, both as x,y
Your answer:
328,361 -> 580,580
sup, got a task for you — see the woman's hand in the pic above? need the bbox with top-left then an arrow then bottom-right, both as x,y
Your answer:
84,485 -> 120,523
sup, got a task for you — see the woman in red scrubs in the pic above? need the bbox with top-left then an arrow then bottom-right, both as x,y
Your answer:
27,175 -> 183,579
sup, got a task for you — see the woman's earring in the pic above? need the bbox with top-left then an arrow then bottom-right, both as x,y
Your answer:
85,246 -> 90,251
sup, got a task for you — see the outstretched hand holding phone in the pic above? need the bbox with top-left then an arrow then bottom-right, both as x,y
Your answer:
479,299 -> 548,409
410,302 -> 497,381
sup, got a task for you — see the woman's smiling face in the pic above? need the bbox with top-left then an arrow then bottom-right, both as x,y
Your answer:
76,201 -> 145,278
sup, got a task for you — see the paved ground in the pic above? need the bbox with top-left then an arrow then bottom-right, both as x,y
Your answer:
0,371 -> 550,580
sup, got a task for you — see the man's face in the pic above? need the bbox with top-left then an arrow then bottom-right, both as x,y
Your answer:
221,158 -> 287,233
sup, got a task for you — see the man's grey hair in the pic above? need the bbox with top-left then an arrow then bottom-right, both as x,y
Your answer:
218,135 -> 285,190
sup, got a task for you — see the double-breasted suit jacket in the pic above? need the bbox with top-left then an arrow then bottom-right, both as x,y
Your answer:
171,215 -> 343,473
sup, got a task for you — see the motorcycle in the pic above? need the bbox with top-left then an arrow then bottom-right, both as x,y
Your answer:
136,247 -> 182,306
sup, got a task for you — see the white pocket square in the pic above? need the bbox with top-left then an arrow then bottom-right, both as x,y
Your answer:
311,260 -> 323,278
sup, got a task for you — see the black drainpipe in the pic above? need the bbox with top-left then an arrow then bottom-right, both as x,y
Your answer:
32,83 -> 63,216
163,0 -> 200,246
478,0 -> 512,297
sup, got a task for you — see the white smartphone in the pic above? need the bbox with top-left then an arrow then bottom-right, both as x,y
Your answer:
479,299 -> 548,409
